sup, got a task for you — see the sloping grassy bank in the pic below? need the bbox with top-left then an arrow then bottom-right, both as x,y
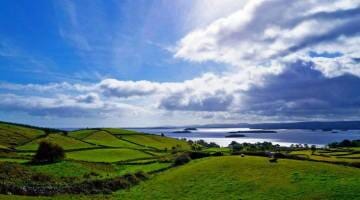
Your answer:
115,156 -> 360,200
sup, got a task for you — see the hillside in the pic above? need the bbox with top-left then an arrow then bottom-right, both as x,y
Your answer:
0,121 -> 359,199
0,121 -> 45,149
116,156 -> 360,200
195,121 -> 360,130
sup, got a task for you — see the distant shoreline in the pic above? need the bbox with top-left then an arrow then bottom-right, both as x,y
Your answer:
228,130 -> 277,134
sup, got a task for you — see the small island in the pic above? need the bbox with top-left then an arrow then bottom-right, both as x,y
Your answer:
228,130 -> 277,134
184,128 -> 197,131
225,134 -> 246,138
172,130 -> 192,133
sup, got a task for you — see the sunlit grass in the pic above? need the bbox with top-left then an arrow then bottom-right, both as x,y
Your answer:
16,134 -> 95,151
116,156 -> 360,200
67,148 -> 152,162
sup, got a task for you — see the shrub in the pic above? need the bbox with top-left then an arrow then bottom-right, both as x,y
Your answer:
32,141 -> 65,164
311,145 -> 316,155
31,173 -> 52,182
212,151 -> 224,156
188,151 -> 210,159
134,171 -> 149,180
174,154 -> 191,166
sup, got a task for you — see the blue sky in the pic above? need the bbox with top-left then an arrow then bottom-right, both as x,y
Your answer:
0,0 -> 360,127
0,0 -> 222,84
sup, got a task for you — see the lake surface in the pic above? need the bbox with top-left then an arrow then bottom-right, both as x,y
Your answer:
129,128 -> 360,147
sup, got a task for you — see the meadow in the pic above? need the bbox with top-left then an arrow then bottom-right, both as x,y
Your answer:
0,121 -> 359,199
115,156 -> 360,200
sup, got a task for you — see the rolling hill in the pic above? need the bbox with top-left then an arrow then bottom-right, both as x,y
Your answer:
116,156 -> 360,200
0,121 -> 359,199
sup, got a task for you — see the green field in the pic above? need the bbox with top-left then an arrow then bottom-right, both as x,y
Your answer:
0,157 -> 29,163
16,134 -> 95,151
120,134 -> 190,150
30,160 -> 171,179
0,122 -> 44,148
116,156 -> 360,200
103,128 -> 140,135
290,149 -> 360,165
82,131 -> 140,148
70,129 -> 99,139
0,121 -> 359,199
67,148 -> 153,162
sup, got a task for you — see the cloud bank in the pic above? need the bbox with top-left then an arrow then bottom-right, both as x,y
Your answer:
1,0 -> 360,126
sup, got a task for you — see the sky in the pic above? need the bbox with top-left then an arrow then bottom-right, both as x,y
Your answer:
0,0 -> 360,128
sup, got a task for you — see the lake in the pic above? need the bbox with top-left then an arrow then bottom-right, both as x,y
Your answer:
129,128 -> 360,147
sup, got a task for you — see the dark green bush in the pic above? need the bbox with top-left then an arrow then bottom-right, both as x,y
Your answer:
32,141 -> 65,164
174,154 -> 191,166
212,151 -> 224,156
188,151 -> 211,159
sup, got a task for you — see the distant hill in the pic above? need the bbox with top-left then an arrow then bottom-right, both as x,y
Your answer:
0,121 -> 64,149
194,121 -> 360,130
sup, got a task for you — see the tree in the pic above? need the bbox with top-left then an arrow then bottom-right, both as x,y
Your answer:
32,141 -> 65,164
310,145 -> 316,155
174,154 -> 191,166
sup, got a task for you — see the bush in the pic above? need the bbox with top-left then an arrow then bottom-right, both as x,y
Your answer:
32,141 -> 65,164
174,154 -> 191,166
212,151 -> 224,156
188,151 -> 210,159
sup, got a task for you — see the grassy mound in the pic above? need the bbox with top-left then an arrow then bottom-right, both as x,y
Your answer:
30,160 -> 170,179
69,129 -> 99,139
116,156 -> 360,200
0,122 -> 44,148
67,148 -> 153,163
103,128 -> 140,135
120,134 -> 190,150
290,149 -> 360,165
82,131 -> 140,148
16,134 -> 95,151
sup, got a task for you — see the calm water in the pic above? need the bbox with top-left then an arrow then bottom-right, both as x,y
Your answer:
129,128 -> 360,147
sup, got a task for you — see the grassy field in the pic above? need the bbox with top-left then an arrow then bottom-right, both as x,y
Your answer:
30,160 -> 171,179
69,129 -> 98,139
82,131 -> 140,148
66,148 -> 153,162
103,128 -> 140,135
0,122 -> 44,148
0,157 -> 29,163
202,147 -> 231,153
16,134 -> 95,151
115,156 -> 360,200
0,121 -> 359,199
290,149 -> 360,165
120,134 -> 190,150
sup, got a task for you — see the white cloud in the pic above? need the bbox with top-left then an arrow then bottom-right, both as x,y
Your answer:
175,0 -> 360,77
2,0 -> 360,125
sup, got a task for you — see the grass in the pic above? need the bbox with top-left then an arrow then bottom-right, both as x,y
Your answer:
0,122 -> 44,148
103,128 -> 140,135
0,157 -> 29,163
67,148 -> 153,163
30,161 -> 99,178
202,147 -> 230,153
120,134 -> 190,150
82,131 -> 140,148
1,121 -> 359,199
69,129 -> 98,139
115,156 -> 360,200
114,162 -> 171,174
16,134 -> 95,151
30,160 -> 170,180
290,150 -> 360,164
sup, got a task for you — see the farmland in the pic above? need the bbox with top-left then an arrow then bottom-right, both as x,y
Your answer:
0,121 -> 359,199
